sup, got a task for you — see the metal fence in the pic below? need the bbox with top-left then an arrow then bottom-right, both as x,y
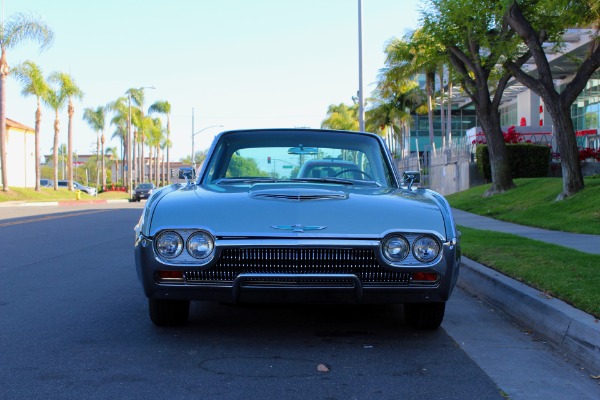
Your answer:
395,137 -> 475,196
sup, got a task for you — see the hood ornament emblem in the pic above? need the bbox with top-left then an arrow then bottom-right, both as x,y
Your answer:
271,224 -> 327,233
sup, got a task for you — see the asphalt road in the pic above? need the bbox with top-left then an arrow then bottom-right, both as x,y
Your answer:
0,203 -> 597,399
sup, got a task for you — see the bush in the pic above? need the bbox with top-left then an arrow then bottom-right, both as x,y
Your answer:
476,144 -> 551,181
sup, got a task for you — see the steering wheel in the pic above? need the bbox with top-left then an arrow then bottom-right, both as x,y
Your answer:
333,169 -> 373,180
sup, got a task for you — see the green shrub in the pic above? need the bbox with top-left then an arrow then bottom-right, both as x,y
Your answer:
476,144 -> 551,181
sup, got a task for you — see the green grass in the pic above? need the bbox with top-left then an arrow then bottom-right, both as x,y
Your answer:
447,177 -> 600,318
447,177 -> 600,235
0,187 -> 130,202
458,226 -> 600,318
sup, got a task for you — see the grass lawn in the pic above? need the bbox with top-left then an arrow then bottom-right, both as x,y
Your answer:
446,177 -> 600,235
447,177 -> 600,318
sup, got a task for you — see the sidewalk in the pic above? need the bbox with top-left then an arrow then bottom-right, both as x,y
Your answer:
452,208 -> 600,374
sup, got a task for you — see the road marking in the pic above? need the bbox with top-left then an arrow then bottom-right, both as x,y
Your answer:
0,210 -> 111,227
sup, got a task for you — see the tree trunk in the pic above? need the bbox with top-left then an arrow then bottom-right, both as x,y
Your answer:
53,113 -> 60,190
478,105 -> 515,196
35,101 -> 42,192
426,71 -> 435,147
132,131 -> 137,186
0,50 -> 9,192
67,99 -> 74,190
101,134 -> 106,190
545,100 -> 584,199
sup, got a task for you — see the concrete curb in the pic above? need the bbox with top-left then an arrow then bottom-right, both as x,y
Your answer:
458,257 -> 600,374
0,199 -> 131,207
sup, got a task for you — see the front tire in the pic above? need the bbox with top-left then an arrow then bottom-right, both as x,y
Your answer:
149,298 -> 190,326
404,302 -> 445,330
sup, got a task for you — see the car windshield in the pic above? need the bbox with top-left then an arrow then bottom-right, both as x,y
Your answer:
137,184 -> 154,189
202,130 -> 397,188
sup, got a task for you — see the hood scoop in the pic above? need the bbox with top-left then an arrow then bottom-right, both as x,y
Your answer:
249,188 -> 348,201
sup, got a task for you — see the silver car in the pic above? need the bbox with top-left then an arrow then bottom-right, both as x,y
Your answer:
135,129 -> 461,329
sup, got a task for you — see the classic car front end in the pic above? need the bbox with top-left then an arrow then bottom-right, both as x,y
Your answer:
135,129 -> 460,329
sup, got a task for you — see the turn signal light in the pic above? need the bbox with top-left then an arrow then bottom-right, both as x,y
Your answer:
157,270 -> 184,281
411,272 -> 438,282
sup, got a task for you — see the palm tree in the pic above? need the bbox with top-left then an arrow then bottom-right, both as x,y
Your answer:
148,100 -> 172,184
0,12 -> 53,191
107,96 -> 129,183
105,146 -> 119,185
382,30 -> 446,147
126,88 -> 150,184
83,106 -> 106,190
49,72 -> 83,191
12,60 -> 49,191
147,117 -> 165,187
43,84 -> 66,190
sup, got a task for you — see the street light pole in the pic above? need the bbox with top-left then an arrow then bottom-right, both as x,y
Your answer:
358,0 -> 365,132
192,124 -> 223,169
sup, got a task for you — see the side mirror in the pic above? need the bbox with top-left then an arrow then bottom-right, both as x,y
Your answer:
178,167 -> 196,184
402,171 -> 420,190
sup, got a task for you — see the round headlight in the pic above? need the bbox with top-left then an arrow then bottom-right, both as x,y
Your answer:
155,231 -> 183,259
413,235 -> 441,263
382,235 -> 410,262
187,231 -> 215,259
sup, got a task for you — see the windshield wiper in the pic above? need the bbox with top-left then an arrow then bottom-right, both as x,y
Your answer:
291,177 -> 354,185
214,177 -> 280,185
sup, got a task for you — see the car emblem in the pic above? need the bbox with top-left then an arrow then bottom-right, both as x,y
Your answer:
271,224 -> 327,232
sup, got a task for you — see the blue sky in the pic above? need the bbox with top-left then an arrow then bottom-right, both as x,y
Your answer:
6,0 -> 420,161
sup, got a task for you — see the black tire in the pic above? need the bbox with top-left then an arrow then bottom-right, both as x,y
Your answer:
149,298 -> 190,326
404,302 -> 446,330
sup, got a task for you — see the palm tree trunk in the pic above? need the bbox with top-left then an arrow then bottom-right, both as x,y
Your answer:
35,100 -> 42,191
67,99 -> 74,190
53,112 -> 60,190
101,133 -> 105,190
426,71 -> 435,147
0,51 -> 9,192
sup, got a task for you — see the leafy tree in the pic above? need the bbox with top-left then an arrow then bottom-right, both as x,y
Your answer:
422,0 -> 531,196
226,154 -> 268,177
83,105 -> 106,189
503,0 -> 600,199
321,102 -> 359,131
49,72 -> 83,190
0,12 -> 53,191
12,60 -> 49,191
148,100 -> 172,184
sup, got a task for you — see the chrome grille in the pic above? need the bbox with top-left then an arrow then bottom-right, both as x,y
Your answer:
185,248 -> 411,286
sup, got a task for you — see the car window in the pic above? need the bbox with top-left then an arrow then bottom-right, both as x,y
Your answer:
202,131 -> 396,187
137,184 -> 154,189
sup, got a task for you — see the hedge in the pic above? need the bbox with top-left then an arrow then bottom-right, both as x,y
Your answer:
476,144 -> 551,181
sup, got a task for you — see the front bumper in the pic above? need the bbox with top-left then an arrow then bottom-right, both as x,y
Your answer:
135,238 -> 460,305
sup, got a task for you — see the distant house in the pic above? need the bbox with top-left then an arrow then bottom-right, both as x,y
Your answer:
0,118 -> 36,188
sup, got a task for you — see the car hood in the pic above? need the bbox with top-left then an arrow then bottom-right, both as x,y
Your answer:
143,183 -> 448,240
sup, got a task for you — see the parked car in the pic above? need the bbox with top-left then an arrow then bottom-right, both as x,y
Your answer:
135,129 -> 461,329
57,180 -> 97,196
132,183 -> 156,201
40,179 -> 53,187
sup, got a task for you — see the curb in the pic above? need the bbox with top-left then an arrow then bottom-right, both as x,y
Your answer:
458,257 -> 600,374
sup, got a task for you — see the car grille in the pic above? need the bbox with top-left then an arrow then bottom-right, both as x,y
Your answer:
184,248 -> 412,287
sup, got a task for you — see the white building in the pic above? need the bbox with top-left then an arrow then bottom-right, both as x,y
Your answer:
0,118 -> 36,188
